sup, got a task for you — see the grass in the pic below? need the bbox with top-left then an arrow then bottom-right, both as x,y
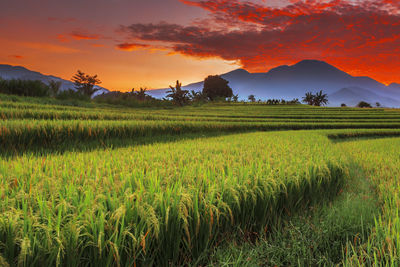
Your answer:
0,94 -> 400,266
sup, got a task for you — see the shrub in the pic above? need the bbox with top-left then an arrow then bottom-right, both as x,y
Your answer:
56,89 -> 91,101
0,79 -> 51,97
357,101 -> 372,108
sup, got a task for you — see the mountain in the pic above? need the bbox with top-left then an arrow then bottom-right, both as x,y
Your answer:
0,64 -> 109,96
329,87 -> 400,107
148,60 -> 400,107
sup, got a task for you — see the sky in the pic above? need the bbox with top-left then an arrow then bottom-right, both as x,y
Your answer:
0,0 -> 399,91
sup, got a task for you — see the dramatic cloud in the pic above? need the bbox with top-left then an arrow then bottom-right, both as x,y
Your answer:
120,0 -> 400,83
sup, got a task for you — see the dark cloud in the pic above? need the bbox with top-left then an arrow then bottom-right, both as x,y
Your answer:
119,0 -> 400,82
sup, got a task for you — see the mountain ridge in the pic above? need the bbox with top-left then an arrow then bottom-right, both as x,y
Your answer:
1,61 -> 399,107
0,64 -> 109,96
148,60 -> 400,107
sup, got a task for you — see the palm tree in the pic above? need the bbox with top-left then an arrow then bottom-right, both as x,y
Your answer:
314,90 -> 328,106
166,80 -> 189,106
132,87 -> 148,101
302,92 -> 314,105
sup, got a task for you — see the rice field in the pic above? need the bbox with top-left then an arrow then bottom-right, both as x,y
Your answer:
1,95 -> 400,266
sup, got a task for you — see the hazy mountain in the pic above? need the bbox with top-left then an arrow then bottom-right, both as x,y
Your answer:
0,64 -> 109,96
148,60 -> 400,107
329,87 -> 400,107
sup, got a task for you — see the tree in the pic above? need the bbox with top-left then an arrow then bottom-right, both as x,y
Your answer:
341,103 -> 347,107
202,75 -> 233,101
48,80 -> 62,97
132,87 -> 148,101
189,90 -> 207,102
313,90 -> 328,106
376,102 -> 381,107
248,94 -> 256,102
357,101 -> 372,108
232,94 -> 239,102
166,80 -> 189,106
302,92 -> 314,105
302,91 -> 328,106
71,70 -> 101,97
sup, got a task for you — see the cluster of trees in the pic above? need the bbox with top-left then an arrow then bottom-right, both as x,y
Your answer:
165,75 -> 234,106
0,78 -> 60,97
302,90 -> 329,106
0,70 -> 101,100
1,70 -> 388,109
247,95 -> 300,105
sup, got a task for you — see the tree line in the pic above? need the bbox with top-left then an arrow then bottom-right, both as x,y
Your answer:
0,70 -> 383,108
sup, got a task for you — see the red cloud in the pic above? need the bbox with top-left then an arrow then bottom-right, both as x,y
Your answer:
70,32 -> 101,40
8,55 -> 23,59
121,0 -> 400,83
115,43 -> 150,51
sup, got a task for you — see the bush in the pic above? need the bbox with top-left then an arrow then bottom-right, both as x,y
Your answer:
357,101 -> 372,108
56,89 -> 91,101
94,91 -> 172,107
0,79 -> 51,97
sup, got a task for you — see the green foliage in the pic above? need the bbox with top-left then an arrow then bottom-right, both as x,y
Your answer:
0,79 -> 51,97
56,88 -> 91,101
357,101 -> 372,108
48,80 -> 62,97
1,98 -> 400,266
202,75 -> 233,101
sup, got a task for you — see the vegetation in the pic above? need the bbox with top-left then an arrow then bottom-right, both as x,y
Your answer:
357,101 -> 372,108
248,94 -> 256,102
202,75 -> 233,101
302,90 -> 329,106
1,93 -> 400,266
0,79 -> 51,97
166,80 -> 190,106
71,70 -> 102,97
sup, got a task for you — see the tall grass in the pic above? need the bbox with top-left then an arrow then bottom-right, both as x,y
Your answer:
0,131 -> 347,266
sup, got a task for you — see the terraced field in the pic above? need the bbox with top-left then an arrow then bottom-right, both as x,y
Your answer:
1,95 -> 400,266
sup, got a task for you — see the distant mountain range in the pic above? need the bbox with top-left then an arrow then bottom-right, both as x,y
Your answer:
0,65 -> 109,97
1,60 -> 399,107
147,60 -> 400,107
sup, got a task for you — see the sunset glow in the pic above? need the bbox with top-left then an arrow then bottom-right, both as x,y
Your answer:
1,0 -> 399,90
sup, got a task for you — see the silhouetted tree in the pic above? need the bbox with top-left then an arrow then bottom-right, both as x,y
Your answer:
357,101 -> 372,108
48,80 -> 62,97
376,102 -> 381,107
302,92 -> 314,105
232,94 -> 239,102
189,90 -> 207,102
166,80 -> 189,106
202,75 -> 233,101
71,70 -> 101,97
132,87 -> 148,101
248,94 -> 256,102
302,91 -> 328,106
341,103 -> 347,107
288,98 -> 300,105
313,90 -> 328,106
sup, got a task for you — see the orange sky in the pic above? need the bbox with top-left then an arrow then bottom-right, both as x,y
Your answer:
1,0 -> 399,91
